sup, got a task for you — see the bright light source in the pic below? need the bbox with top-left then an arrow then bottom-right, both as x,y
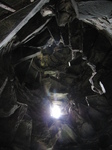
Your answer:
50,104 -> 61,119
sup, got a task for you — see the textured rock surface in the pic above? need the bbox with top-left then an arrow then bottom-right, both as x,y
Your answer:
0,0 -> 112,150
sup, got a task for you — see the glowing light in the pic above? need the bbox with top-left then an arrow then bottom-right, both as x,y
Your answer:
50,104 -> 61,119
